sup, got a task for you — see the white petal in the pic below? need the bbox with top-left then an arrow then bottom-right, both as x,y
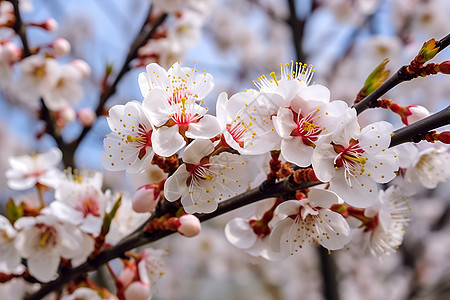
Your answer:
142,88 -> 171,127
280,137 -> 314,167
316,210 -> 351,250
151,126 -> 186,157
308,189 -> 342,209
269,218 -> 293,257
275,200 -> 300,218
364,150 -> 399,183
224,218 -> 257,249
215,92 -> 228,128
311,140 -> 336,182
164,165 -> 189,201
359,121 -> 393,154
185,115 -> 222,139
28,255 -> 60,282
79,215 -> 102,235
292,84 -> 330,111
273,107 -> 296,138
36,148 -> 62,167
182,139 -> 214,164
330,170 -> 378,208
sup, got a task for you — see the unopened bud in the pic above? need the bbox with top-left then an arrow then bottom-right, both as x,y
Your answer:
59,106 -> 76,124
43,18 -> 58,32
51,38 -> 71,57
118,261 -> 137,288
405,105 -> 429,125
418,38 -> 439,63
124,281 -> 151,300
438,61 -> 450,74
438,131 -> 450,144
70,59 -> 91,79
132,183 -> 161,213
77,108 -> 96,127
177,214 -> 201,237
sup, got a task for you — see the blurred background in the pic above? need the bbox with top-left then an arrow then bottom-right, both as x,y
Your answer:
1,0 -> 450,299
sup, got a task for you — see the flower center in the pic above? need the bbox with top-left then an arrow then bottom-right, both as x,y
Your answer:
37,224 -> 57,248
126,124 -> 153,159
333,139 -> 366,173
290,111 -> 321,147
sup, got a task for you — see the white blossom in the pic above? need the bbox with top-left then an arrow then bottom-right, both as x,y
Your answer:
14,214 -> 94,282
312,111 -> 399,207
102,101 -> 155,174
0,215 -> 21,271
6,147 -> 62,190
140,62 -> 221,156
164,139 -> 247,214
270,189 -> 351,258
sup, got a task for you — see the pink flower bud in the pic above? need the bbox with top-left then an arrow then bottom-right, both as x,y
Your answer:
177,214 -> 201,237
43,18 -> 58,32
132,184 -> 161,213
59,106 -> 76,124
124,281 -> 151,300
2,42 -> 21,64
70,59 -> 91,79
118,261 -> 137,288
51,38 -> 71,57
406,105 -> 429,125
77,108 -> 96,127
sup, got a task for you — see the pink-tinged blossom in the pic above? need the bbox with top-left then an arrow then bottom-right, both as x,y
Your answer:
270,189 -> 351,258
49,171 -> 110,235
216,91 -> 278,155
164,139 -> 247,214
124,281 -> 151,300
312,111 -> 399,207
102,101 -> 154,174
273,96 -> 349,167
363,186 -> 410,257
132,183 -> 161,213
0,215 -> 21,271
177,214 -> 201,237
6,147 -> 62,190
140,62 -> 221,157
14,214 -> 94,282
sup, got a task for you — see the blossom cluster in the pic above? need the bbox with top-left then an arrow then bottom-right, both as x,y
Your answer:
100,60 -> 449,261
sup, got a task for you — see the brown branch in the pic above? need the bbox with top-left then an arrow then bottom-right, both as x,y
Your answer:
8,0 -> 31,57
72,12 -> 168,152
353,33 -> 450,114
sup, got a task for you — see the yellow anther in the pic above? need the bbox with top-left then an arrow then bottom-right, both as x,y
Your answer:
127,135 -> 145,143
269,72 -> 279,86
342,154 -> 367,164
303,121 -> 317,132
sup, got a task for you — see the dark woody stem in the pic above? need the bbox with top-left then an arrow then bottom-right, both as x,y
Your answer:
353,32 -> 450,114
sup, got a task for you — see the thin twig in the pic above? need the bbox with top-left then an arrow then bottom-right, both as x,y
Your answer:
8,0 -> 31,57
354,32 -> 450,114
72,12 -> 167,152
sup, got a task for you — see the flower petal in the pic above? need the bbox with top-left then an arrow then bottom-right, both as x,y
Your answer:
151,126 -> 186,157
224,218 -> 257,249
164,164 -> 189,202
182,139 -> 214,164
185,115 -> 222,139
